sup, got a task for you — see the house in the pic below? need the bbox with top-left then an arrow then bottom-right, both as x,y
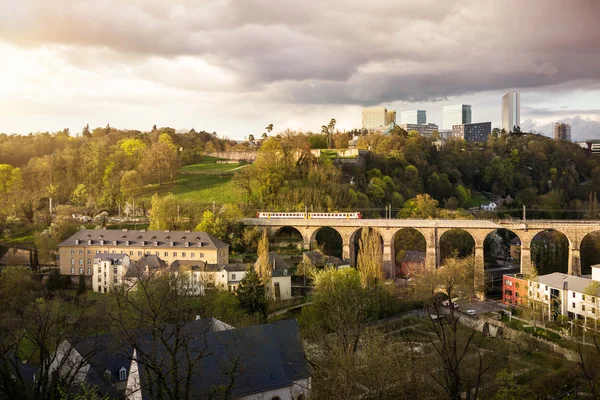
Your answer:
302,251 -> 342,268
254,252 -> 293,301
0,248 -> 31,267
49,319 -> 310,400
123,255 -> 168,289
502,274 -> 528,306
398,251 -> 425,277
57,229 -> 229,278
503,266 -> 600,321
509,237 -> 521,260
480,202 -> 498,211
92,253 -> 131,293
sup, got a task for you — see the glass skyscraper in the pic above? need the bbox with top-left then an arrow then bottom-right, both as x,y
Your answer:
443,104 -> 472,130
400,110 -> 427,124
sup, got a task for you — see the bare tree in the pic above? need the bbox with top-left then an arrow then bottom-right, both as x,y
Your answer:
357,228 -> 384,287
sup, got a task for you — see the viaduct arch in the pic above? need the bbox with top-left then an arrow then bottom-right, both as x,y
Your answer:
245,218 -> 600,297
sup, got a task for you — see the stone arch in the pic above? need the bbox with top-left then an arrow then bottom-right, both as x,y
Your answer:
482,229 -> 522,295
530,229 -> 570,275
439,228 -> 476,264
393,228 -> 427,278
270,226 -> 305,249
350,227 -> 384,269
309,226 -> 344,259
579,229 -> 600,275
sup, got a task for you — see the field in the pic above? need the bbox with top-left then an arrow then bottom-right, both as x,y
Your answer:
139,157 -> 245,204
469,192 -> 490,208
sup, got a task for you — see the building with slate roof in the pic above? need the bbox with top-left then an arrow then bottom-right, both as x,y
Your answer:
92,253 -> 131,293
49,319 -> 310,400
398,251 -> 426,277
254,252 -> 293,301
58,229 -> 229,277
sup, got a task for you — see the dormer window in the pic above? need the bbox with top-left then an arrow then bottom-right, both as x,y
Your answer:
113,240 -> 117,246
104,370 -> 111,381
283,269 -> 288,276
100,240 -> 104,245
185,241 -> 189,247
126,240 -> 130,246
75,239 -> 79,245
198,242 -> 203,247
154,241 -> 158,246
119,367 -> 127,381
87,240 -> 92,245
170,241 -> 174,247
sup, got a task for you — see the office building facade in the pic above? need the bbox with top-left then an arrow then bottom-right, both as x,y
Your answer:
452,122 -> 492,142
362,107 -> 396,131
502,90 -> 520,133
443,104 -> 471,129
398,123 -> 439,138
554,122 -> 572,141
400,110 -> 427,125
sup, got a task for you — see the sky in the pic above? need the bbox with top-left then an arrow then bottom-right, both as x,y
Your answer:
1,0 -> 599,141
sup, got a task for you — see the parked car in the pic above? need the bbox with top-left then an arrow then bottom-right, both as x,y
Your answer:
466,310 -> 476,316
452,302 -> 459,309
441,300 -> 450,307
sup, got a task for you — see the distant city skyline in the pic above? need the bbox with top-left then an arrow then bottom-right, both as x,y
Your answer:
502,90 -> 521,132
1,1 -> 599,141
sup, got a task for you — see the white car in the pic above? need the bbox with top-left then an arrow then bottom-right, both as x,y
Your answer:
452,302 -> 459,309
441,300 -> 450,307
466,310 -> 476,316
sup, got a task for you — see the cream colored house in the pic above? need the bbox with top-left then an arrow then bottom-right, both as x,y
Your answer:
254,252 -> 293,301
92,253 -> 131,293
58,229 -> 229,277
170,260 -> 250,294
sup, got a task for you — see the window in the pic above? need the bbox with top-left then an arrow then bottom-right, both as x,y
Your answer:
593,308 -> 596,314
87,250 -> 91,255
98,276 -> 102,283
114,276 -> 118,284
544,295 -> 548,300
191,252 -> 195,258
199,253 -> 204,258
87,268 -> 91,275
104,371 -> 111,381
182,252 -> 186,257
573,292 -> 576,298
573,302 -> 576,308
87,259 -> 91,265
112,250 -> 116,254
536,283 -> 540,289
113,266 -> 118,274
164,252 -> 168,257
582,304 -> 586,311
545,285 -> 548,290
79,250 -> 83,255
79,258 -> 83,265
173,252 -> 177,257
232,274 -> 236,280
516,283 -> 520,288
516,292 -> 519,298
79,268 -> 83,274
155,251 -> 159,256
138,251 -> 143,256
98,267 -> 101,273
71,258 -> 75,265
71,249 -> 75,255
583,295 -> 586,301
71,267 -> 75,274
119,368 -> 127,381
129,251 -> 133,256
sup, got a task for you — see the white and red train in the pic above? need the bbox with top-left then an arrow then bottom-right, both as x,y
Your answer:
257,212 -> 362,219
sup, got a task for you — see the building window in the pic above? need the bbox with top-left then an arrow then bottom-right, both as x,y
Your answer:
114,266 -> 118,274
173,252 -> 177,257
79,268 -> 83,274
191,252 -> 195,258
544,295 -> 548,300
79,258 -> 83,265
71,258 -> 75,265
98,266 -> 101,273
582,304 -> 586,311
87,268 -> 91,275
114,276 -> 118,284
79,250 -> 83,255
71,267 -> 75,274
87,259 -> 91,265
71,249 -> 75,255
573,292 -> 576,298
593,308 -> 596,314
232,274 -> 236,280
112,250 -> 116,254
87,250 -> 91,255
583,295 -> 586,301
155,251 -> 159,256
545,285 -> 548,290
536,283 -> 540,289
119,368 -> 127,381
129,251 -> 133,256
138,251 -> 143,256
182,252 -> 186,257
98,276 -> 102,283
200,253 -> 204,258
164,252 -> 168,257
573,302 -> 576,308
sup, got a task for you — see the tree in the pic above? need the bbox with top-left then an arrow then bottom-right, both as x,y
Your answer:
235,267 -> 267,319
265,123 -> 273,137
70,184 -> 88,206
139,140 -> 179,185
356,228 -> 384,287
76,273 -> 87,296
493,369 -> 529,400
402,193 -> 439,218
120,170 -> 142,208
195,210 -> 227,241
255,230 -> 271,298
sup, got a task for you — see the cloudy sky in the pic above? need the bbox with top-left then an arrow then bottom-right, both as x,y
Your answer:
1,0 -> 599,140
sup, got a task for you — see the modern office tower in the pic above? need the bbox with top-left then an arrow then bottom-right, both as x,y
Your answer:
452,122 -> 492,142
397,123 -> 439,137
400,110 -> 427,124
554,122 -> 572,141
502,90 -> 520,133
443,104 -> 472,129
362,107 -> 396,130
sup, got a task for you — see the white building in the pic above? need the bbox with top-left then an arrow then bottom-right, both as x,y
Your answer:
400,110 -> 426,124
254,252 -> 293,301
443,104 -> 472,130
502,90 -> 520,133
362,107 -> 396,131
92,253 -> 131,293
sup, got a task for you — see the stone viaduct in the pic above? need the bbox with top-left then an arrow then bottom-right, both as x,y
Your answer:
242,218 -> 600,295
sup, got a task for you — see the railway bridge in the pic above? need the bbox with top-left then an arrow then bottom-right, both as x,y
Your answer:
242,218 -> 600,296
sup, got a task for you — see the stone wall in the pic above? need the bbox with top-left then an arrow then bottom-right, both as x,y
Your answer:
205,151 -> 258,161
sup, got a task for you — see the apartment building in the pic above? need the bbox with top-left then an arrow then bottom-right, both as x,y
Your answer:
58,229 -> 229,277
92,253 -> 131,293
362,107 -> 396,131
443,104 -> 471,130
502,90 -> 520,132
397,123 -> 439,137
400,110 -> 427,124
554,122 -> 572,141
503,266 -> 600,321
452,122 -> 492,142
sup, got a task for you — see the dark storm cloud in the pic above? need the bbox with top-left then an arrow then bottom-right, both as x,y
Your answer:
1,0 -> 600,105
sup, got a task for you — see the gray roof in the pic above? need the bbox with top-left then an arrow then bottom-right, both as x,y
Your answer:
219,263 -> 251,272
58,229 -> 228,250
537,272 -> 600,295
401,251 -> 426,263
94,253 -> 128,262
254,252 -> 291,277
170,259 -> 208,272
303,251 -> 342,266
125,255 -> 168,278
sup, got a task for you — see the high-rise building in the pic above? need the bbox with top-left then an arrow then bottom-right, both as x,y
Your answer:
397,123 -> 439,137
443,104 -> 472,130
400,110 -> 427,124
452,122 -> 492,142
362,107 -> 396,131
554,122 -> 572,141
502,90 -> 520,133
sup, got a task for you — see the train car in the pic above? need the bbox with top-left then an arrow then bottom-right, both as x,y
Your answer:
256,212 -> 361,219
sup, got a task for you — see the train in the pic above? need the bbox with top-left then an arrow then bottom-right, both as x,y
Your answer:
257,212 -> 362,219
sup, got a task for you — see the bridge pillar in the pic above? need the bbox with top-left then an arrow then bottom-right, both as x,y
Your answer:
520,247 -> 533,276
419,227 -> 439,270
474,246 -> 485,300
569,247 -> 582,276
383,242 -> 394,280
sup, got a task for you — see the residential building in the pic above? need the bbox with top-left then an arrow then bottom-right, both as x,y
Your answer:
49,318 -> 310,400
58,229 -> 229,277
502,90 -> 520,132
397,123 -> 439,138
554,122 -> 572,141
398,251 -> 425,277
0,248 -> 31,267
452,122 -> 492,142
92,253 -> 131,293
400,110 -> 426,124
510,237 -> 521,260
438,129 -> 453,141
503,266 -> 600,321
302,251 -> 342,268
502,274 -> 528,306
255,252 -> 293,301
443,104 -> 471,129
480,202 -> 498,211
361,107 -> 396,131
